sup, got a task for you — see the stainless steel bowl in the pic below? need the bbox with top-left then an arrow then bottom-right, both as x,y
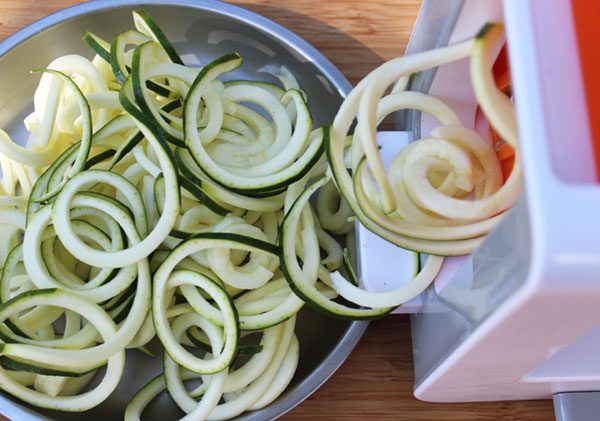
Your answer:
0,1 -> 367,419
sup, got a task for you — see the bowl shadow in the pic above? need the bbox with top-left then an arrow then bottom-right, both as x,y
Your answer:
232,3 -> 386,86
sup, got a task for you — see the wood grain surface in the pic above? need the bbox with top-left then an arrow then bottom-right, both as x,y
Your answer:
0,1 -> 556,420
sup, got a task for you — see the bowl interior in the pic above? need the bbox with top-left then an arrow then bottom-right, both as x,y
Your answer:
0,1 -> 366,420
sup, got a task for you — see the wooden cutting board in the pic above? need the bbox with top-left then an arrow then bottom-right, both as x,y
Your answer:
0,1 -> 555,420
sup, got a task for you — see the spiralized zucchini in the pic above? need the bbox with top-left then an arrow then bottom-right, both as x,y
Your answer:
325,21 -> 521,306
0,9 -> 351,420
0,7 -> 519,419
328,22 -> 520,257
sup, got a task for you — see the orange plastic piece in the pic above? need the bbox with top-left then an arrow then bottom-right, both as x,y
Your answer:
570,0 -> 600,181
474,44 -> 514,182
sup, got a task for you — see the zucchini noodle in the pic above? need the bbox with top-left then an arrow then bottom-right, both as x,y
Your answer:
0,9 -> 341,420
326,21 -> 521,305
0,7 -> 519,419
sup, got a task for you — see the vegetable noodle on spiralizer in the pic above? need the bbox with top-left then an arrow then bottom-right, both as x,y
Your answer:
0,7 -> 519,419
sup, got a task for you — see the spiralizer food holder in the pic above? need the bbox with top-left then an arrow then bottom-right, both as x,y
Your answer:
357,0 -> 600,418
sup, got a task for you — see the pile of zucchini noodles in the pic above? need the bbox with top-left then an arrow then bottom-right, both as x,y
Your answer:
326,22 -> 521,308
0,7 -> 517,419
